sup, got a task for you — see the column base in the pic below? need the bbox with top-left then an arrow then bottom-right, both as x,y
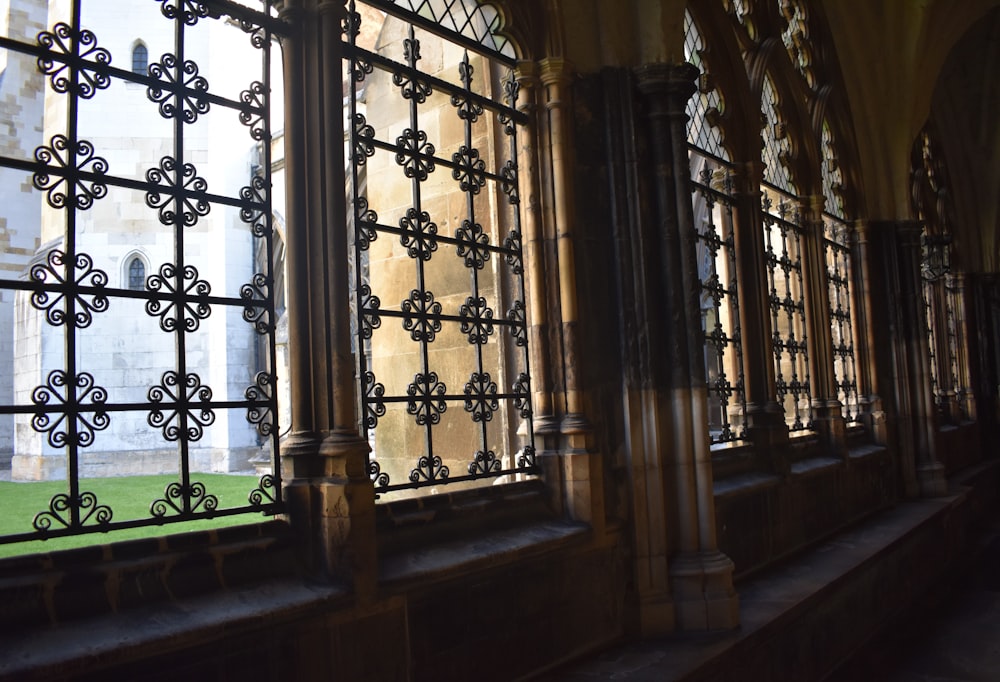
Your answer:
917,461 -> 948,497
669,550 -> 740,631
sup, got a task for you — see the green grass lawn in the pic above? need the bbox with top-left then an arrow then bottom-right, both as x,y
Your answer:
0,473 -> 271,559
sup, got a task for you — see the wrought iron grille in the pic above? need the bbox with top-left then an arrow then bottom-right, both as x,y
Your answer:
823,217 -> 859,422
922,274 -> 942,402
0,0 -> 286,545
691,152 -> 746,444
762,191 -> 812,430
944,277 -> 972,420
945,281 -> 961,404
820,121 -> 859,422
344,0 -> 536,497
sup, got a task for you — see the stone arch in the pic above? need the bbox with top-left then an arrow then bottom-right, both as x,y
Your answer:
685,0 -> 758,163
747,38 -> 821,196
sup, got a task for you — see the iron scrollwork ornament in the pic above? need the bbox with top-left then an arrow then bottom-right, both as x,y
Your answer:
150,480 -> 219,519
33,136 -> 109,210
147,53 -> 210,123
248,474 -> 279,507
33,491 -> 112,533
145,156 -> 211,227
158,0 -> 211,25
29,250 -> 109,328
31,370 -> 110,448
36,23 -> 112,99
406,372 -> 447,426
455,220 -> 491,270
241,272 -> 273,334
145,263 -> 212,332
239,174 -> 270,238
245,372 -> 275,437
148,371 -> 216,442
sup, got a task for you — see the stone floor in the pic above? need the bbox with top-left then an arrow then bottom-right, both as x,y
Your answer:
825,513 -> 1000,682
542,505 -> 1000,682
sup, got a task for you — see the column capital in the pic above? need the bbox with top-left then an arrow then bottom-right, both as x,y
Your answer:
538,57 -> 572,87
728,160 -> 764,195
634,61 -> 699,93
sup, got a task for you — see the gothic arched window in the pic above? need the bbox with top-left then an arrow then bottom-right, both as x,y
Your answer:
685,9 -> 747,444
131,42 -> 148,76
127,256 -> 145,291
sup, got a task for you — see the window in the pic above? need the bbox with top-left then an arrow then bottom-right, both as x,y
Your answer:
761,75 -> 812,431
821,121 -> 860,422
344,0 -> 536,498
0,1 -> 285,551
126,255 -> 146,290
685,11 -> 747,444
131,42 -> 148,76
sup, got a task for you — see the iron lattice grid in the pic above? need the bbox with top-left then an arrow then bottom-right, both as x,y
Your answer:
762,191 -> 813,431
823,216 -> 860,423
345,0 -> 537,495
690,151 -> 747,444
0,0 -> 287,544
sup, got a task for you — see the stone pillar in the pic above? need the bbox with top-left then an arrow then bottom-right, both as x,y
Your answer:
514,61 -> 556,436
852,220 -> 886,443
635,61 -> 738,632
536,57 -> 606,530
892,221 -> 947,496
278,0 -> 375,590
728,162 -> 788,469
965,275 -> 996,435
800,196 -> 846,457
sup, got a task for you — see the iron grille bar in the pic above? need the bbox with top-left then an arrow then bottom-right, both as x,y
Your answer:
822,215 -> 859,422
347,0 -> 536,497
691,154 -> 747,444
762,193 -> 812,431
0,0 -> 284,545
345,42 -> 524,124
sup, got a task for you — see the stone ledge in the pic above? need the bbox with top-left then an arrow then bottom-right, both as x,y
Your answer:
547,459 -> 1000,682
0,577 -> 350,682
0,520 -> 296,632
380,517 -> 591,588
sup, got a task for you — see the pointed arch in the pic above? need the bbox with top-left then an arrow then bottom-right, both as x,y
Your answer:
122,251 -> 149,291
365,0 -> 517,61
748,39 -> 822,196
684,1 -> 757,162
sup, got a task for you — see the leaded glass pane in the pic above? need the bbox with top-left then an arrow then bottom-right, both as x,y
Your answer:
761,76 -> 795,194
684,11 -> 729,161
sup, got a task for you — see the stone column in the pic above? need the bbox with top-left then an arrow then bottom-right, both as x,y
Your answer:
635,62 -> 738,632
536,57 -> 606,529
894,221 -> 947,496
852,220 -> 886,443
278,0 -> 375,589
800,196 -> 846,457
514,61 -> 557,437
